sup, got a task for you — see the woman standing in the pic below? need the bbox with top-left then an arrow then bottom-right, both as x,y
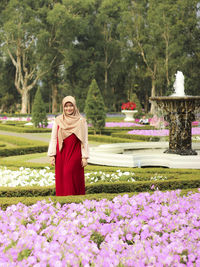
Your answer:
48,96 -> 89,196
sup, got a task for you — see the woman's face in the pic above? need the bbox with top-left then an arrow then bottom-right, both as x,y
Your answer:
64,102 -> 74,115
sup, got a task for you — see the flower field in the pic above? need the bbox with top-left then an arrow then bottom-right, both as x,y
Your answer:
0,190 -> 200,266
1,115 -> 200,266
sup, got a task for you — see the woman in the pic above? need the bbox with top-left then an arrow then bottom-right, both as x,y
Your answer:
48,96 -> 89,196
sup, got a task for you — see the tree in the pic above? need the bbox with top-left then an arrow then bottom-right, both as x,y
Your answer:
84,79 -> 106,134
32,88 -> 48,128
0,56 -> 19,113
0,0 -> 49,113
96,0 -> 122,102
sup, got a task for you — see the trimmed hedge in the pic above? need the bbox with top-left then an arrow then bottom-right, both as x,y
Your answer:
0,135 -> 48,157
2,121 -> 27,126
0,145 -> 48,157
111,132 -> 163,141
86,178 -> 200,194
0,124 -> 51,133
0,192 -> 137,210
1,177 -> 200,198
0,188 -> 199,210
0,134 -> 46,146
88,134 -> 139,143
0,142 -> 6,147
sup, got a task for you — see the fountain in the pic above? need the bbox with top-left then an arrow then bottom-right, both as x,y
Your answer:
150,71 -> 200,155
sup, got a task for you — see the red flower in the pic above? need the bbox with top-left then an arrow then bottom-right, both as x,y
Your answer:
121,102 -> 136,110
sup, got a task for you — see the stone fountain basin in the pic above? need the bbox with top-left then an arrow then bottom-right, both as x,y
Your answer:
88,142 -> 200,169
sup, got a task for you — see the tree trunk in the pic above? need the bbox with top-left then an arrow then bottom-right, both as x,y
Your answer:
27,92 -> 31,114
21,89 -> 29,114
150,76 -> 156,114
145,90 -> 149,113
52,83 -> 58,113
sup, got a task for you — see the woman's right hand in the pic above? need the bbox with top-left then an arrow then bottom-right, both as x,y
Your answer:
50,156 -> 55,166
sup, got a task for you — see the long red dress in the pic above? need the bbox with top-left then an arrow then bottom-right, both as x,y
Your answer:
55,132 -> 85,196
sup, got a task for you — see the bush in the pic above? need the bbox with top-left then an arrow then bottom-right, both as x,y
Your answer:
0,135 -> 48,156
0,177 -> 200,198
32,88 -> 48,128
111,132 -> 162,141
88,134 -> 137,143
0,124 -> 51,132
84,79 -> 106,134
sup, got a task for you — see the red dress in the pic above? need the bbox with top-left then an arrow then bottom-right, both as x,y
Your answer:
55,133 -> 85,196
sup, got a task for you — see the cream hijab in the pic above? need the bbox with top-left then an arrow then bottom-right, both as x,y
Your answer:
55,96 -> 86,151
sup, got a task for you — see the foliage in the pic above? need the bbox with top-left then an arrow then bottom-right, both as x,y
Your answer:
130,93 -> 143,117
0,0 -> 199,114
0,124 -> 51,133
32,88 -> 48,128
84,79 -> 106,133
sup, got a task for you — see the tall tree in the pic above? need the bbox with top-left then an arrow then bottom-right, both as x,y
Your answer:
45,0 -> 86,112
0,0 -> 48,113
96,0 -> 122,102
0,57 -> 19,113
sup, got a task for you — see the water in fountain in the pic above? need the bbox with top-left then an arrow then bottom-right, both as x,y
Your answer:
172,71 -> 185,96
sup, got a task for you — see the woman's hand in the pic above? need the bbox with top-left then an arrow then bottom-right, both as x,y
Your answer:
50,156 -> 55,166
81,158 -> 88,168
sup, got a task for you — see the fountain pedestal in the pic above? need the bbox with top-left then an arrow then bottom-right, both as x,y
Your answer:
150,96 -> 200,155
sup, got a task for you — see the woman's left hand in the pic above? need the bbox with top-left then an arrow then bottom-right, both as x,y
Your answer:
81,158 -> 88,168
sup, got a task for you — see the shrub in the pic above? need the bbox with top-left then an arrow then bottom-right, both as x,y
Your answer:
32,88 -> 48,128
84,79 -> 106,134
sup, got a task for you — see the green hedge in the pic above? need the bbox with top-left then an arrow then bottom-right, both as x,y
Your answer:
0,134 -> 46,146
111,132 -> 163,141
0,142 -> 6,147
86,178 -> 200,194
0,193 -> 136,210
0,124 -> 51,133
2,121 -> 27,126
1,177 -> 200,198
88,134 -> 139,143
0,145 -> 48,157
0,188 -> 199,210
0,135 -> 48,157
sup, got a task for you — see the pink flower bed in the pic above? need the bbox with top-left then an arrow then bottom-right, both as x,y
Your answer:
105,122 -> 142,127
0,190 -> 200,266
47,122 -> 143,129
0,116 -> 31,121
128,127 -> 200,136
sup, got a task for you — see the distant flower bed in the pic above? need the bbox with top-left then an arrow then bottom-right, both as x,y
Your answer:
0,116 -> 31,122
105,122 -> 142,127
47,122 -> 143,129
128,127 -> 200,136
121,102 -> 136,110
0,190 -> 200,265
